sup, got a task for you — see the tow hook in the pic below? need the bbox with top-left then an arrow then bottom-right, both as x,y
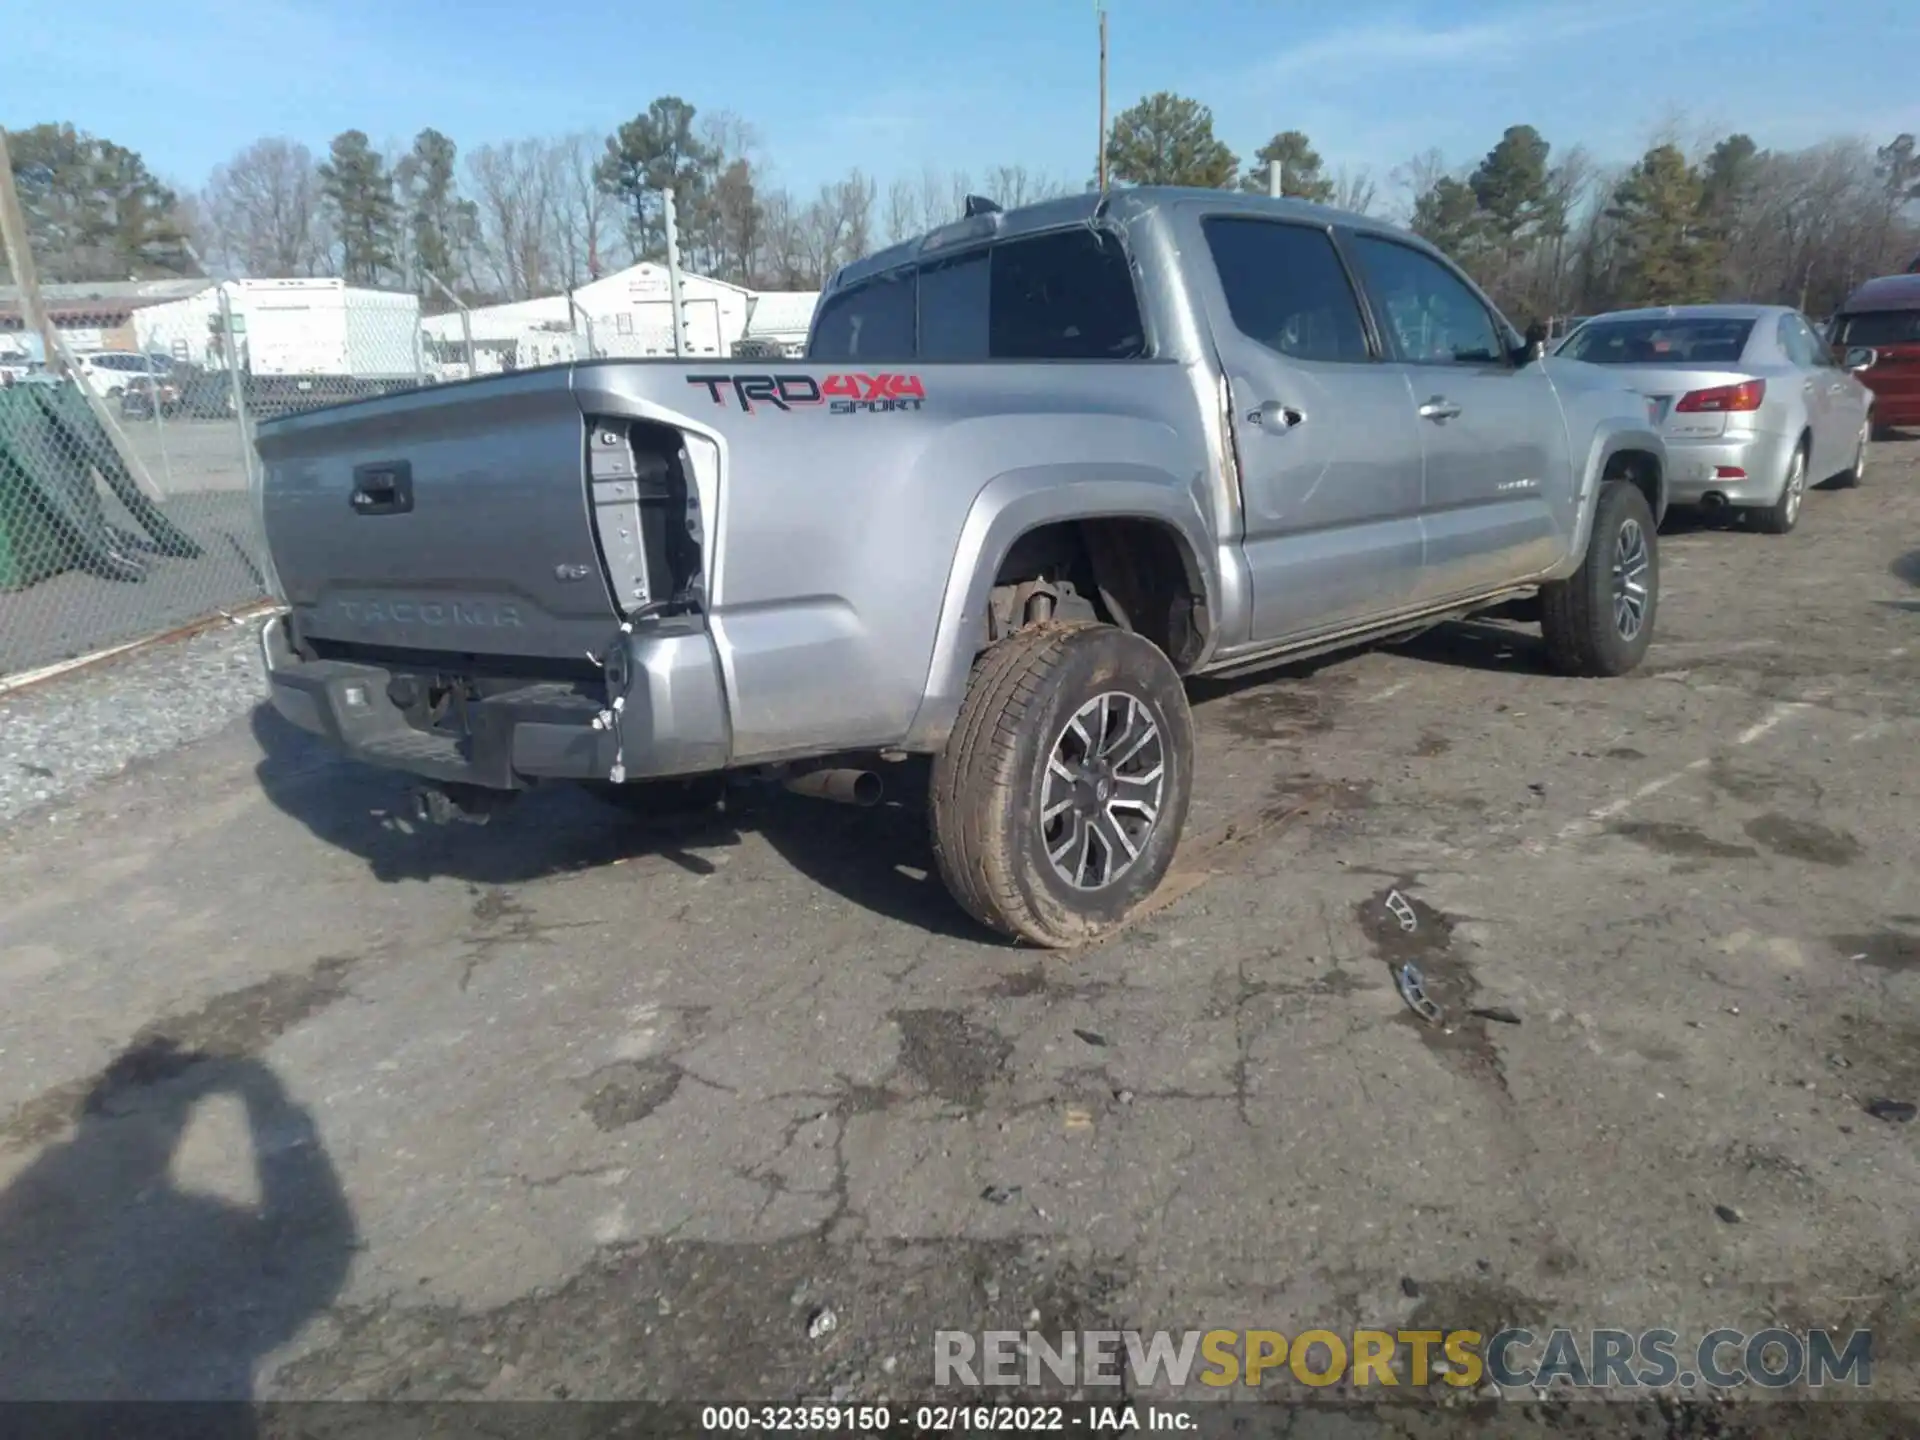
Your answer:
410,783 -> 511,826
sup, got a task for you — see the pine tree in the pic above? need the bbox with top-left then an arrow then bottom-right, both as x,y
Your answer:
1104,92 -> 1238,188
1238,131 -> 1334,201
595,96 -> 717,261
1607,144 -> 1718,306
318,130 -> 400,285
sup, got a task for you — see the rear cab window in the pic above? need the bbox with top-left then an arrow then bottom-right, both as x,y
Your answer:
1347,233 -> 1507,366
1200,216 -> 1371,363
808,227 -> 1148,363
1834,311 -> 1920,348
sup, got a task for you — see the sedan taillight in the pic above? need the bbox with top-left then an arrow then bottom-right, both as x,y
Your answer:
1675,379 -> 1766,413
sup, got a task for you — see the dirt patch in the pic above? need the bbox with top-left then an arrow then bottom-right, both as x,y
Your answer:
1744,814 -> 1863,866
1413,732 -> 1452,758
581,1059 -> 682,1131
1405,1277 -> 1551,1352
891,1009 -> 1012,1111
987,966 -> 1049,999
1833,931 -> 1920,973
1211,675 -> 1352,744
1604,746 -> 1648,761
269,1233 -> 1132,1402
1354,885 -> 1507,1094
1607,820 -> 1759,861
1706,757 -> 1785,804
0,953 -> 360,1150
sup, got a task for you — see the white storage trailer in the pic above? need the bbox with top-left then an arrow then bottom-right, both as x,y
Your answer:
133,278 -> 425,413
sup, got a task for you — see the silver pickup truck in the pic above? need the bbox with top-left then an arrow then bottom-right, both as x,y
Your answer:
253,187 -> 1667,947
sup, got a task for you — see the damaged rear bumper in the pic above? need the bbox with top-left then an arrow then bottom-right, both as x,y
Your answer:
258,612 -> 731,789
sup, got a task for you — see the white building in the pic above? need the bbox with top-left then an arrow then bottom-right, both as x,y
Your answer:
417,264 -> 824,375
737,291 -> 820,357
573,262 -> 754,358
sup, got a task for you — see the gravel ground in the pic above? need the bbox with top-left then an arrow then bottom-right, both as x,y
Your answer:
0,620 -> 265,827
0,433 -> 1917,1432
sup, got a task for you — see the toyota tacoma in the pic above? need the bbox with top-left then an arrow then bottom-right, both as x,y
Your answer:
253,187 -> 1668,947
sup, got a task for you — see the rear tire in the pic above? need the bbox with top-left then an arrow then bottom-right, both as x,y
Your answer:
1753,440 -> 1808,535
1540,479 -> 1659,677
930,623 -> 1194,948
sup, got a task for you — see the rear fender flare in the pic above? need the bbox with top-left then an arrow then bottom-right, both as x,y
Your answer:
900,463 -> 1217,752
1556,422 -> 1667,579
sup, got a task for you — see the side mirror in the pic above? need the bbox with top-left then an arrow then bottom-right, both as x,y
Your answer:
1518,322 -> 1548,362
1842,346 -> 1875,373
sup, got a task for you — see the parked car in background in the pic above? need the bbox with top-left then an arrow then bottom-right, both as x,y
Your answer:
1828,273 -> 1920,438
120,371 -> 184,419
73,350 -> 168,400
1554,304 -> 1873,535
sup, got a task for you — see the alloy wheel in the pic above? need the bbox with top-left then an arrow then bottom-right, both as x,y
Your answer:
1611,517 -> 1651,641
1040,691 -> 1166,891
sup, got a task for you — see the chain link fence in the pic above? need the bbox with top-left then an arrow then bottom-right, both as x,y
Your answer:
0,271 -> 437,681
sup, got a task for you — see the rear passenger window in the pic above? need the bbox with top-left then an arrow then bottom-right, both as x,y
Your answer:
1202,217 -> 1370,363
808,268 -> 916,361
988,229 -> 1147,360
918,251 -> 991,361
1351,234 -> 1506,365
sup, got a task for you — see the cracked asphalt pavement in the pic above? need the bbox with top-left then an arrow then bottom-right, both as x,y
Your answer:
2,436 -> 1918,1427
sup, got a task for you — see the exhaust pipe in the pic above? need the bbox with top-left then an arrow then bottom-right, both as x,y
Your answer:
783,767 -> 883,807
1701,491 -> 1728,511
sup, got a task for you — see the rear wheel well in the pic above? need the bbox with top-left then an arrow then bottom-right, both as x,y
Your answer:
1604,448 -> 1663,525
989,517 -> 1209,670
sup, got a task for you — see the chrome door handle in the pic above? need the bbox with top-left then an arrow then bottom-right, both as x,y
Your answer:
1418,398 -> 1462,421
1247,402 -> 1305,430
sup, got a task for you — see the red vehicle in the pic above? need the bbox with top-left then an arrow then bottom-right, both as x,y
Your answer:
1830,273 -> 1920,436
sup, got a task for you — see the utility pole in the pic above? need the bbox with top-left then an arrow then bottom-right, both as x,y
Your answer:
1096,5 -> 1109,193
422,268 -> 474,374
1268,159 -> 1284,198
662,186 -> 688,359
0,130 -> 64,379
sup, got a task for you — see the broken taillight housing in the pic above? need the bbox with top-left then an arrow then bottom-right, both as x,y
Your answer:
1675,379 -> 1766,413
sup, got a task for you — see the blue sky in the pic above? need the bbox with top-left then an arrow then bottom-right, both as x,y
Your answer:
5,0 -> 1918,207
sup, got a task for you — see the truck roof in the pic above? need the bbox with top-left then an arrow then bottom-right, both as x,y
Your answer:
1838,273 -> 1920,314
830,186 -> 1403,293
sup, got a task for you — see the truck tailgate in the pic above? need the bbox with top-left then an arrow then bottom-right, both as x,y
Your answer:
255,368 -> 613,660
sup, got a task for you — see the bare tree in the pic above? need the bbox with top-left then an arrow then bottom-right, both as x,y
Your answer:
1388,148 -> 1452,224
883,178 -> 920,245
549,132 -> 620,290
1332,166 -> 1378,216
200,138 -> 326,276
466,140 -> 563,300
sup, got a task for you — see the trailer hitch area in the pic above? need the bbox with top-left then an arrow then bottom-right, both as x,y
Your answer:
410,782 -> 514,827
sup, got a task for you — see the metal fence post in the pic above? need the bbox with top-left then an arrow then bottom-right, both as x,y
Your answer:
662,186 -> 688,360
218,286 -> 256,492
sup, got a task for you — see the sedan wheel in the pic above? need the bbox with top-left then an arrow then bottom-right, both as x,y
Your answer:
1835,420 -> 1868,489
1755,443 -> 1807,535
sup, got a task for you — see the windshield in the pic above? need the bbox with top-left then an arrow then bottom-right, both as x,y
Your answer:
1834,311 -> 1920,347
1558,317 -> 1755,366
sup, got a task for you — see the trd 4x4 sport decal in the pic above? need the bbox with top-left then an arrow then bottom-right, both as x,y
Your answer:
686,373 -> 926,415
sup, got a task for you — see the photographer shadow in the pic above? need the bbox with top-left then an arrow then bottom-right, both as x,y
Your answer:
0,1039 -> 356,1427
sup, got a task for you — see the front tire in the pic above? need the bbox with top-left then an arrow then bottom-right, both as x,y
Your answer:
1833,421 -> 1868,490
1754,440 -> 1808,535
930,623 -> 1194,948
1540,479 -> 1659,677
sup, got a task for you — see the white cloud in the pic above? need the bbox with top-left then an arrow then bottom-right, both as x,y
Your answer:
1253,3 -> 1666,84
